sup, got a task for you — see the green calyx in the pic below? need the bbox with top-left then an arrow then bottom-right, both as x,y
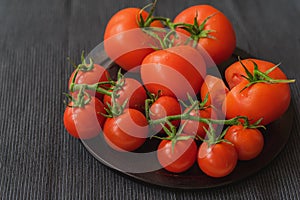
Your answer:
153,120 -> 195,153
64,87 -> 92,108
239,57 -> 296,92
103,70 -> 129,118
177,12 -> 217,43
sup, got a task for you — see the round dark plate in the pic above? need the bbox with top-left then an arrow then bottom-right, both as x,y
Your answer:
81,47 -> 294,189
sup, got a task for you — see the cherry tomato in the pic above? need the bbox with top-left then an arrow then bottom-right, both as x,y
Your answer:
157,136 -> 197,173
104,8 -> 163,72
182,106 -> 217,139
149,96 -> 182,134
200,75 -> 229,109
224,125 -> 264,160
63,97 -> 106,139
198,141 -> 237,178
103,108 -> 148,152
223,59 -> 291,125
68,64 -> 109,100
141,45 -> 206,100
103,78 -> 147,112
174,5 -> 236,65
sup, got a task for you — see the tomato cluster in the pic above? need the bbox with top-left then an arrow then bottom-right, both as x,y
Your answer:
63,2 -> 295,178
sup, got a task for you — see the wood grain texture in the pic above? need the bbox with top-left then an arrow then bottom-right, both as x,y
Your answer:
0,0 -> 299,199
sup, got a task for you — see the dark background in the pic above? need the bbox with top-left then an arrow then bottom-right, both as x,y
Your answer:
1,0 -> 299,199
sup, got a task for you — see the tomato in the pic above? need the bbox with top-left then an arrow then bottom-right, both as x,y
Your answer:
157,136 -> 197,173
182,106 -> 217,139
103,78 -> 147,112
223,59 -> 291,125
200,75 -> 229,109
104,8 -> 163,72
197,141 -> 237,178
149,96 -> 182,134
68,64 -> 109,100
224,125 -> 264,160
63,97 -> 106,139
141,45 -> 206,100
103,108 -> 148,152
173,5 -> 236,65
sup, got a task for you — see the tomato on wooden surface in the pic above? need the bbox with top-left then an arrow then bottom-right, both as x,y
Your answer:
68,64 -> 109,100
223,59 -> 291,125
157,136 -> 197,173
197,141 -> 238,178
103,108 -> 148,152
173,5 -> 236,65
103,78 -> 147,112
149,96 -> 182,134
224,125 -> 264,160
104,8 -> 163,72
141,45 -> 206,100
63,97 -> 106,139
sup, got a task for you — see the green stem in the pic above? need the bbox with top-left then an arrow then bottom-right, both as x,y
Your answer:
72,83 -> 113,96
149,112 -> 245,126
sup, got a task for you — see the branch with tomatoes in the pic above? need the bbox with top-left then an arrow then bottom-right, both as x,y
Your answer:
63,0 -> 295,178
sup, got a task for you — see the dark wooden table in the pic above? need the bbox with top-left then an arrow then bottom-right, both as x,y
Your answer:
1,0 -> 299,199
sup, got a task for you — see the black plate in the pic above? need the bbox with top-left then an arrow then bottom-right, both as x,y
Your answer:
81,47 -> 294,189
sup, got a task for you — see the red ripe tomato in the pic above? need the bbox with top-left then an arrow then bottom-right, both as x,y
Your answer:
157,136 -> 197,173
200,75 -> 229,109
103,108 -> 148,152
104,8 -> 163,72
141,45 -> 206,100
224,125 -> 264,160
103,78 -> 147,112
68,64 -> 109,100
149,96 -> 182,133
63,97 -> 106,139
173,5 -> 236,65
198,141 -> 238,178
182,106 -> 217,139
223,59 -> 291,125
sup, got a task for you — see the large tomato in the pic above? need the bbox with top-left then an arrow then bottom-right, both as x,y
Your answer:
224,125 -> 264,160
157,136 -> 197,173
68,64 -> 109,100
104,8 -> 163,72
103,108 -> 148,152
173,5 -> 236,65
103,78 -> 147,112
141,45 -> 206,100
223,59 -> 291,125
63,97 -> 106,139
197,141 -> 237,178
